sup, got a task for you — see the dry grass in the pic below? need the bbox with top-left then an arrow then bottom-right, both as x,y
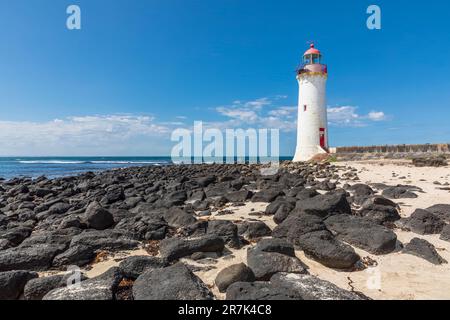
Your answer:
93,251 -> 110,264
144,240 -> 160,256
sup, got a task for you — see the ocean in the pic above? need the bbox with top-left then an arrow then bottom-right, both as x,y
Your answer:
0,156 -> 292,180
0,157 -> 172,180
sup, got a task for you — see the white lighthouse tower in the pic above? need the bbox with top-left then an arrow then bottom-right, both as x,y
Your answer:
293,43 -> 329,162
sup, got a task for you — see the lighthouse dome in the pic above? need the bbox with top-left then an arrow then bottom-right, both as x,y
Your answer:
304,44 -> 321,56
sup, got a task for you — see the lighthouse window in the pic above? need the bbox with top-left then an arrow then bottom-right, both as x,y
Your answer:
303,54 -> 312,64
312,54 -> 320,64
304,105 -> 307,111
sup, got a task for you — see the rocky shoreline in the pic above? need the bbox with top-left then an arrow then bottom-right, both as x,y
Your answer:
0,161 -> 449,300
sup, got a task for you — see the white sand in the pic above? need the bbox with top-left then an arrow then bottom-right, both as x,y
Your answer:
340,160 -> 450,217
306,160 -> 450,300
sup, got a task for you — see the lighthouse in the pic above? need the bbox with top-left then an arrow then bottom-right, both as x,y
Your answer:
293,44 -> 329,162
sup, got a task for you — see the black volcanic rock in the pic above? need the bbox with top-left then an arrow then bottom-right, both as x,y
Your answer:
251,189 -> 283,203
206,220 -> 241,248
296,230 -> 360,269
246,239 -> 308,280
226,281 -> 302,300
238,221 -> 272,240
0,244 -> 65,272
294,190 -> 351,218
159,236 -> 225,262
44,267 -> 123,300
404,209 -> 446,235
215,263 -> 255,293
0,270 -> 38,300
403,238 -> 447,265
270,273 -> 367,300
133,263 -> 213,300
382,186 -> 418,199
426,204 -> 450,223
119,256 -> 168,279
163,207 -> 197,228
84,201 -> 115,230
324,215 -> 398,255
440,225 -> 450,242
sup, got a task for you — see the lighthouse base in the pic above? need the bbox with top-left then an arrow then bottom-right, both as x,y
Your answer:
293,145 -> 329,162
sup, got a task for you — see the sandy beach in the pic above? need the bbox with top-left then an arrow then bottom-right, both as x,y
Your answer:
71,159 -> 450,300
6,160 -> 450,300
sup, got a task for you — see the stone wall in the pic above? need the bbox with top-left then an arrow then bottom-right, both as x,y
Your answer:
332,143 -> 450,154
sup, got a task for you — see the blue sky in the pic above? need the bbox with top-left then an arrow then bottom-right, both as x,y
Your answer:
0,0 -> 449,156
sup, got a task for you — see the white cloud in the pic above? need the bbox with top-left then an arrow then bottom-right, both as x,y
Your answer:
368,111 -> 386,121
327,106 -> 362,126
216,107 -> 259,122
0,97 -> 389,156
0,115 -> 172,156
214,97 -> 298,132
327,106 -> 389,127
215,98 -> 389,131
268,106 -> 297,118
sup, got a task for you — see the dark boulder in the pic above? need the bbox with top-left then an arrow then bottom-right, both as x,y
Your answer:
59,216 -> 85,230
358,203 -> 401,225
162,190 -> 187,207
265,198 -> 294,215
346,183 -> 374,197
403,238 -> 447,265
133,263 -> 213,300
251,238 -> 296,256
425,204 -> 450,223
247,239 -> 308,280
159,235 -> 225,262
237,221 -> 272,240
115,215 -> 168,240
0,226 -> 32,247
440,224 -> 450,242
296,230 -> 360,269
324,215 -> 398,255
53,230 -> 139,267
119,256 -> 168,279
226,281 -> 302,300
273,213 -> 325,242
296,188 -> 320,200
205,182 -> 233,198
251,189 -> 283,203
47,202 -> 71,215
195,176 -> 216,187
24,274 -> 65,300
163,207 -> 197,228
44,267 -> 123,300
69,229 -> 139,251
84,201 -> 115,230
214,263 -> 255,293
102,185 -> 125,204
361,196 -> 397,208
0,270 -> 38,300
0,244 -> 65,272
52,245 -> 96,268
267,199 -> 295,223
404,209 -> 446,235
226,190 -> 253,203
271,273 -> 367,300
206,220 -> 240,248
20,231 -> 74,248
34,188 -> 55,198
382,186 -> 418,199
295,190 -> 351,218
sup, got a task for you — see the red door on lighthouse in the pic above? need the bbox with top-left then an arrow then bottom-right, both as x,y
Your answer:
319,128 -> 325,149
